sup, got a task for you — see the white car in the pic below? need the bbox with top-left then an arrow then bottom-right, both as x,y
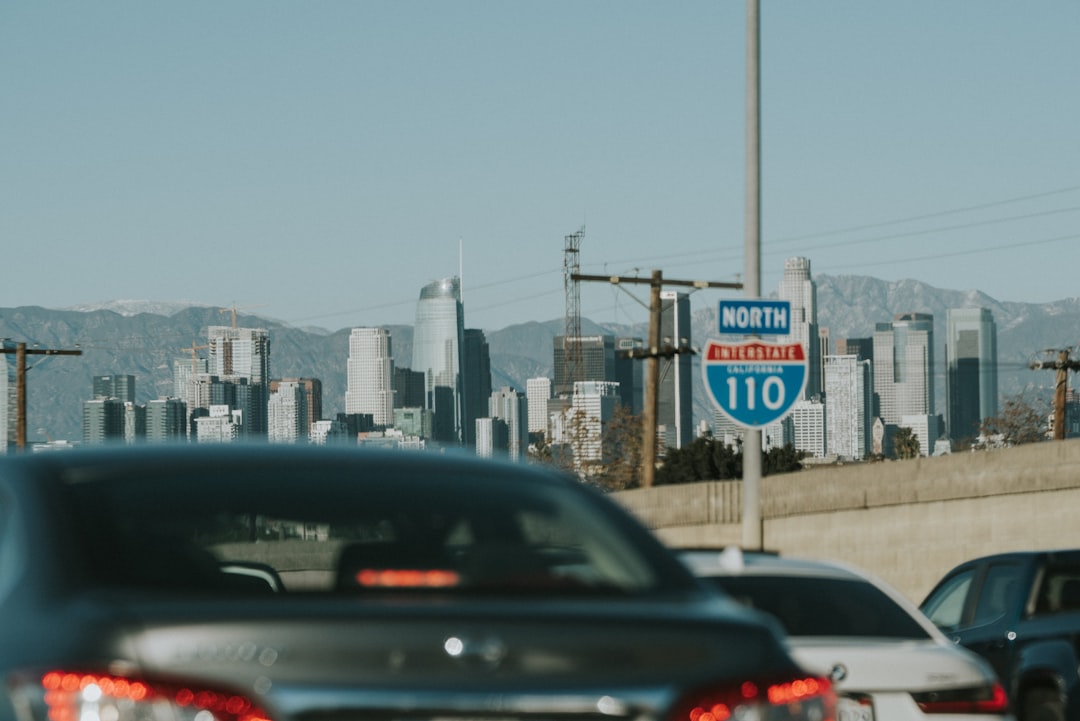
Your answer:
680,547 -> 1014,721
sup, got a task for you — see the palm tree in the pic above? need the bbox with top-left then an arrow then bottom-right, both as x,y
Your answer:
893,426 -> 921,459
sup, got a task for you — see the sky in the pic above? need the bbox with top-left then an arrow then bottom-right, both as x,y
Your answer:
3,2 -> 1079,334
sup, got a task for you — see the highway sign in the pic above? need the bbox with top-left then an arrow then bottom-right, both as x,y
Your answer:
702,339 -> 807,428
718,299 -> 791,335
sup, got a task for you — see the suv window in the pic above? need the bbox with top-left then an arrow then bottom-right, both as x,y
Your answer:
1033,563 -> 1080,616
922,568 -> 975,629
971,562 -> 1023,625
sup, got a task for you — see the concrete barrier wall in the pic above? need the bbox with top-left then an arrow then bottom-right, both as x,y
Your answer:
612,439 -> 1080,603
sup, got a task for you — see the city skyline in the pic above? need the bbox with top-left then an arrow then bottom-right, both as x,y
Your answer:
4,3 -> 1080,332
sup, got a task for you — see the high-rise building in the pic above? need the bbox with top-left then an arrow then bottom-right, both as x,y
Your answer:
659,291 -> 693,449
615,337 -> 644,414
146,397 -> 187,442
393,367 -> 426,409
790,398 -> 826,458
345,328 -> 395,427
489,386 -> 528,461
207,326 -> 270,435
873,313 -> 934,425
526,377 -> 552,436
412,277 -> 465,443
271,378 -> 322,436
946,308 -> 998,444
475,417 -> 508,459
824,354 -> 873,461
83,398 -> 125,444
551,381 -> 620,473
778,257 -> 822,399
462,328 -> 492,447
269,380 -> 308,444
93,375 -> 136,403
195,405 -> 240,443
553,335 -> 638,412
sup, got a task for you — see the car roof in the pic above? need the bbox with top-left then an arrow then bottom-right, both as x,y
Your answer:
678,547 -> 866,581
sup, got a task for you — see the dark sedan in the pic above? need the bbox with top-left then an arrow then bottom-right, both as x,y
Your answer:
0,445 -> 835,721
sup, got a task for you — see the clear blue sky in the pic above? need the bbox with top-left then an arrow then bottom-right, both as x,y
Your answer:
4,2 -> 1078,333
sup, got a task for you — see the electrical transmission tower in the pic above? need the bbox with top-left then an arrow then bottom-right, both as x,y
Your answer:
562,226 -> 585,393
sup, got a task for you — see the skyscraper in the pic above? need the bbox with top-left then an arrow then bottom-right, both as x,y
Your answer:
778,257 -> 822,399
146,397 -> 187,442
462,328 -> 492,446
946,308 -> 998,444
412,277 -> 465,443
93,375 -> 136,403
345,328 -> 395,427
269,380 -> 308,443
526,377 -> 552,436
873,313 -> 934,425
659,291 -> 693,449
824,354 -> 873,460
207,326 -> 271,435
489,386 -> 528,461
82,398 -> 125,444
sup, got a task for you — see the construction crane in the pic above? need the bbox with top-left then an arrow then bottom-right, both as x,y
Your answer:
219,303 -> 268,329
183,342 -> 209,374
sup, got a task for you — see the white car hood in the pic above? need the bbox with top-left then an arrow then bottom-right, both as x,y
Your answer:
786,638 -> 994,693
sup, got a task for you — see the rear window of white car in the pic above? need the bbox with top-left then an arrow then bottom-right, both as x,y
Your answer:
706,575 -> 931,639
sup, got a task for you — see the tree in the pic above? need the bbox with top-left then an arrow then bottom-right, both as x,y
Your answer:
893,426 -> 921,459
763,444 -> 807,474
979,392 -> 1049,447
592,405 -> 646,491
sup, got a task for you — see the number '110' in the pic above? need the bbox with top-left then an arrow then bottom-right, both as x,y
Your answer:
727,376 -> 786,410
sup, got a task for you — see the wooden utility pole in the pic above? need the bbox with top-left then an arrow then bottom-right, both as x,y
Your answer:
0,342 -> 83,451
572,271 -> 742,487
1030,349 -> 1080,440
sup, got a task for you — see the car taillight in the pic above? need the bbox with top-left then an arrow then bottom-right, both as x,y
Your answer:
912,683 -> 1010,715
16,671 -> 273,721
670,675 -> 836,721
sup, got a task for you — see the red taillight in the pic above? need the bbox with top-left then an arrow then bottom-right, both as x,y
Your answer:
355,568 -> 461,588
672,675 -> 836,721
913,682 -> 1010,715
35,671 -> 272,721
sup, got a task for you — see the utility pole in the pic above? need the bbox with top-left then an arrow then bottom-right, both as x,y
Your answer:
0,342 -> 83,451
1030,349 -> 1080,440
572,271 -> 742,488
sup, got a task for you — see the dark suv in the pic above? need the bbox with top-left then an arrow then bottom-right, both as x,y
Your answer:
921,549 -> 1080,721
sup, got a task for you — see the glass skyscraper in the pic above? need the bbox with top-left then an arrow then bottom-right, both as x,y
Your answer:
658,290 -> 693,449
945,307 -> 998,444
873,313 -> 934,425
778,257 -> 822,399
412,277 -> 465,443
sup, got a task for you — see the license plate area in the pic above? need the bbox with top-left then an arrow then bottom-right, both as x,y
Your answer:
837,694 -> 874,721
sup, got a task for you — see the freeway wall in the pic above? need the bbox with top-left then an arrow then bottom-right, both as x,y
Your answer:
611,438 -> 1080,604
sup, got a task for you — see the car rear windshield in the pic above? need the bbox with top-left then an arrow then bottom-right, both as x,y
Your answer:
60,462 -> 675,598
706,575 -> 932,639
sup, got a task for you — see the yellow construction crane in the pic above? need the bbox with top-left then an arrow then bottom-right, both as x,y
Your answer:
183,342 -> 209,374
219,303 -> 268,329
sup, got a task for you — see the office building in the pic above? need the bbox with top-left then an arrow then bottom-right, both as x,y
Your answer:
146,397 -> 187,442
615,337 -> 644,414
93,375 -> 136,403
393,367 -> 426,409
526,377 -> 552,436
123,401 -> 146,444
659,291 -> 693,449
195,405 -> 241,443
83,398 -> 126,444
777,257 -> 822,399
462,328 -> 492,446
945,308 -> 998,444
270,378 -> 322,436
553,335 -> 636,411
824,354 -> 873,461
790,398 -> 826,458
207,326 -> 271,435
394,407 -> 434,439
489,386 -> 528,461
551,381 -> 620,474
311,418 -> 349,445
269,380 -> 308,444
412,277 -> 465,443
873,313 -> 934,425
475,417 -> 509,459
345,328 -> 395,427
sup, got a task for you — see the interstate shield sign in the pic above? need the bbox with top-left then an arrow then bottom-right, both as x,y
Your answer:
702,340 -> 808,429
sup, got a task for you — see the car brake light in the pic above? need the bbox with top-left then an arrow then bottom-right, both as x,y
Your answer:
19,671 -> 273,721
912,683 -> 1010,714
355,568 -> 461,588
670,675 -> 836,721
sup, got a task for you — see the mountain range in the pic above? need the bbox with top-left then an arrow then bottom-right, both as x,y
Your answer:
4,274 -> 1080,443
